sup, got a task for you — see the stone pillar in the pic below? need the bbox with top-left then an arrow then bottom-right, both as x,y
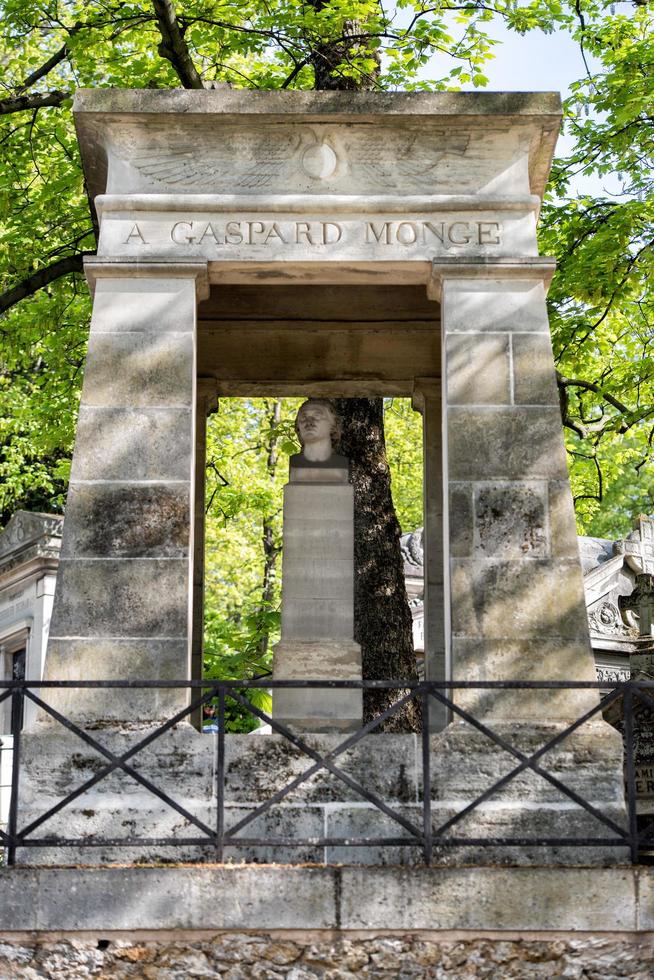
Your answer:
190,379 -> 219,729
273,461 -> 362,732
430,262 -> 604,724
424,262 -> 626,860
39,260 -> 209,726
412,379 -> 448,731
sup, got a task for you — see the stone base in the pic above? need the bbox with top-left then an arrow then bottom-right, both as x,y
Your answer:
2,931 -> 654,979
272,641 -> 362,732
0,866 -> 652,933
11,717 -> 628,867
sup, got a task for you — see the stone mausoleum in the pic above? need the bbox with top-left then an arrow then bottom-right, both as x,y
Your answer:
1,90 -> 652,968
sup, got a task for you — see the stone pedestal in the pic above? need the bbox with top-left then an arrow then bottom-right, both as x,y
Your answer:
273,462 -> 362,731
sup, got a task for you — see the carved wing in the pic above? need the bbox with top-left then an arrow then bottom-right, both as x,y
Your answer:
347,131 -> 469,188
125,128 -> 302,189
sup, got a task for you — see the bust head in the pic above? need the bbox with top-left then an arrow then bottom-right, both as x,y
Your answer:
294,399 -> 342,462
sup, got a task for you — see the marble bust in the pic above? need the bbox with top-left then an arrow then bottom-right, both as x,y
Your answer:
290,399 -> 349,471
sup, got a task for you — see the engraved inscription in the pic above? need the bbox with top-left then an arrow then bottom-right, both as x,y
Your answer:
169,219 -> 344,246
364,220 -> 500,246
160,218 -> 502,249
105,212 -> 511,257
635,766 -> 654,798
123,222 -> 148,245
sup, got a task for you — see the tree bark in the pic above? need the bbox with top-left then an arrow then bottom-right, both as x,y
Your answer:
307,1 -> 381,91
333,398 -> 421,731
259,399 -> 282,658
0,90 -> 69,116
152,0 -> 204,89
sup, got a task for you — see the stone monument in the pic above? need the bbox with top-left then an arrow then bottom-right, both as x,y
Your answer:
7,90 -> 626,867
272,399 -> 362,730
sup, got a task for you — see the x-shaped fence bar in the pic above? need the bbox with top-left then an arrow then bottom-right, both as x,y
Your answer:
1,678 -> 653,866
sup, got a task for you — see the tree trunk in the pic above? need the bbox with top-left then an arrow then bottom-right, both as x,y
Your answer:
309,2 -> 420,731
333,398 -> 421,731
258,399 -> 282,658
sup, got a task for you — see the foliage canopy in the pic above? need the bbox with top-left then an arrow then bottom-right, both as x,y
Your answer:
1,1 -> 652,714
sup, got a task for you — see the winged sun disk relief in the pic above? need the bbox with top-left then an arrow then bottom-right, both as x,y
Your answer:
125,129 -> 470,190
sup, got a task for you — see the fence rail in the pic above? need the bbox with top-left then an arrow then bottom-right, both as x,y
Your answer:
1,677 -> 653,866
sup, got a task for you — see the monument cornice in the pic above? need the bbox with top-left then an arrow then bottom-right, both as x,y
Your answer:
74,88 -> 562,118
74,89 -> 561,222
95,193 -> 543,217
83,257 -> 210,299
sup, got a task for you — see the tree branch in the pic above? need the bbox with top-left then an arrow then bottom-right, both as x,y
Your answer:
557,372 -> 633,416
17,43 -> 70,93
152,0 -> 204,88
0,253 -> 92,316
0,90 -> 69,116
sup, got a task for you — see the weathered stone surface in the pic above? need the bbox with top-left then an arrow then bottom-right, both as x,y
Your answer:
442,280 -> 551,333
282,519 -> 353,560
429,722 -> 625,806
446,333 -> 510,405
224,804 -> 324,863
340,866 -> 637,930
61,483 -> 190,558
17,803 -> 218,867
31,867 -> 336,932
39,638 -> 189,722
82,332 -> 194,407
281,559 -> 353,601
511,332 -> 560,405
548,479 -> 584,559
325,804 -> 424,866
18,727 -> 214,805
2,864 -> 648,934
283,484 -> 354,523
447,407 -> 569,480
450,558 -> 590,639
280,598 -> 353,640
91,277 -> 197,333
474,482 -> 547,558
449,484 -> 473,558
272,642 -> 362,729
271,642 -> 363,681
2,933 -> 654,980
49,558 -> 189,637
638,867 -> 654,930
223,733 -> 418,804
70,406 -> 192,482
271,697 -> 363,734
0,870 -> 38,931
450,638 -> 600,720
16,727 -> 216,864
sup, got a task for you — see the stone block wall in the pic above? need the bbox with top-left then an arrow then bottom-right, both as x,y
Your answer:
15,729 -> 626,866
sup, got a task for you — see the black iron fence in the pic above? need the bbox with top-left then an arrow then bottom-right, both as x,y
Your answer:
1,677 -> 653,865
